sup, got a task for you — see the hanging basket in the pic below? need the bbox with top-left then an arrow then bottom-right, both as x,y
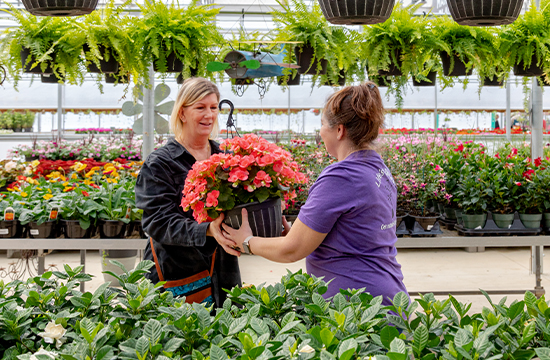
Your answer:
370,75 -> 391,87
105,73 -> 129,84
22,0 -> 99,16
513,54 -> 544,76
85,45 -> 119,74
153,52 -> 184,73
446,0 -> 524,26
223,197 -> 283,238
21,48 -> 52,74
412,71 -> 437,86
377,49 -> 402,76
176,67 -> 199,84
295,45 -> 328,75
277,73 -> 301,86
318,0 -> 395,25
481,76 -> 504,87
440,52 -> 473,76
41,73 -> 64,84
322,69 -> 346,86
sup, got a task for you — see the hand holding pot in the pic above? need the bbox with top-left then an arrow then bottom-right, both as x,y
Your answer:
222,208 -> 253,253
207,213 -> 240,257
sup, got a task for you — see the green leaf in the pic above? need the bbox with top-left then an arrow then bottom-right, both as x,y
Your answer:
207,61 -> 231,72
278,320 -> 301,335
250,318 -> 269,335
338,338 -> 357,360
228,317 -> 247,336
144,319 -> 163,345
390,338 -> 406,354
392,292 -> 409,310
136,337 -> 150,358
413,324 -> 429,356
380,326 -> 400,349
249,346 -> 265,359
210,345 -> 229,360
535,348 -> 550,360
281,312 -> 295,329
320,328 -> 334,348
239,332 -> 255,353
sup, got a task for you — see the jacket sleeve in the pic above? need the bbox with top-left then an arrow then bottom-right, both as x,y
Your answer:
135,158 -> 211,247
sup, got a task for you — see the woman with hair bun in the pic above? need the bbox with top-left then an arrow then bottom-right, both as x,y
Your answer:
222,82 -> 408,305
136,78 -> 241,307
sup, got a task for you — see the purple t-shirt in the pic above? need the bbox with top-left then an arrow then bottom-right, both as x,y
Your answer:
298,150 -> 408,305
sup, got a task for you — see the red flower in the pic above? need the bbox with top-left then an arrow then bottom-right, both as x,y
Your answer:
495,153 -> 501,159
523,169 -> 535,180
82,191 -> 89,197
516,182 -> 522,186
454,144 -> 464,152
535,157 -> 542,167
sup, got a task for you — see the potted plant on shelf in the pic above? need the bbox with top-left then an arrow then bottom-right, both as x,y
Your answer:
135,0 -> 222,75
181,134 -> 308,237
19,194 -> 60,239
515,168 -> 544,229
1,6 -> 86,87
272,0 -> 331,76
487,161 -> 521,229
455,167 -> 493,229
499,3 -> 550,77
59,187 -> 100,238
0,196 -> 25,238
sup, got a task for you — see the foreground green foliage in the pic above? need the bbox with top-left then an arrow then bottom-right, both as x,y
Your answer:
2,263 -> 550,359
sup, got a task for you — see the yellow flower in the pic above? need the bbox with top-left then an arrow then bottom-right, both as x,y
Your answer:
48,188 -> 52,193
83,179 -> 92,185
20,192 -> 28,197
85,170 -> 95,178
71,162 -> 87,172
91,166 -> 101,171
63,182 -> 69,187
43,194 -> 53,200
63,187 -> 74,192
37,187 -> 42,190
131,172 -> 138,178
31,160 -> 40,167
71,173 -> 78,180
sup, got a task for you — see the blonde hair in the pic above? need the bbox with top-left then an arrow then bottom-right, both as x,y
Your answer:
170,77 -> 221,142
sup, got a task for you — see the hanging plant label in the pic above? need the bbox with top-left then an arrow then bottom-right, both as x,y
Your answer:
30,229 -> 39,235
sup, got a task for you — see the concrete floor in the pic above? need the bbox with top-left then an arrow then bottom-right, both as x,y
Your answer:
0,247 -> 544,314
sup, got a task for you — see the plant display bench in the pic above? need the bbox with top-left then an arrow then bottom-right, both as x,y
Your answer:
0,238 -> 147,292
396,231 -> 550,297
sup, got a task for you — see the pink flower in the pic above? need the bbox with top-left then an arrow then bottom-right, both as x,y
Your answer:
205,190 -> 220,207
253,171 -> 272,187
515,182 -> 522,186
228,168 -> 249,182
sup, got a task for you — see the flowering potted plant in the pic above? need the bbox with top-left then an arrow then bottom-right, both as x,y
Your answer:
181,134 -> 307,237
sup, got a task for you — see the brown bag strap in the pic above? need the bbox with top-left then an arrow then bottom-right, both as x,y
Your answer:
149,238 -> 165,282
150,237 -> 217,282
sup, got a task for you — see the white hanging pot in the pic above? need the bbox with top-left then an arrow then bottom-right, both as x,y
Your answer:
446,0 -> 524,26
318,0 -> 395,25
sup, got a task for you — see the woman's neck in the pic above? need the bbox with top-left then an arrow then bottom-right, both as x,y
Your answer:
178,136 -> 211,161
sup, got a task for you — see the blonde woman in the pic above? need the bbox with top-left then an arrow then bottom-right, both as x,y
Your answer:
136,78 -> 241,307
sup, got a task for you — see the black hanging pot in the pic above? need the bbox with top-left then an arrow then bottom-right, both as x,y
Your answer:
295,45 -> 328,75
413,71 -> 437,86
98,220 -> 127,238
440,52 -> 473,76
61,219 -> 94,238
323,69 -> 346,86
21,48 -> 53,74
378,49 -> 402,76
277,73 -> 301,86
370,75 -> 391,87
28,221 -> 57,238
513,54 -> 544,76
446,0 -> 524,26
481,76 -> 504,87
22,0 -> 98,16
85,45 -> 119,74
41,73 -> 64,84
224,197 -> 283,238
153,52 -> 184,73
105,73 -> 129,84
176,66 -> 199,84
318,0 -> 395,25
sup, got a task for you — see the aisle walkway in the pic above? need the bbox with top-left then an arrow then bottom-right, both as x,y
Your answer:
0,247 -> 543,313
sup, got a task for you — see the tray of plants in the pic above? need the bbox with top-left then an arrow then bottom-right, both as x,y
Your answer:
455,212 -> 542,236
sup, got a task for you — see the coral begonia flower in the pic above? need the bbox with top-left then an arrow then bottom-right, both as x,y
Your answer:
206,190 -> 220,207
228,168 -> 249,182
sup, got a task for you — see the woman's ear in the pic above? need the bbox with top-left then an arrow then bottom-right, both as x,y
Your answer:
336,124 -> 345,140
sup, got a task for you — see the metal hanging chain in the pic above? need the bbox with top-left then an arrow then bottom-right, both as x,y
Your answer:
219,99 -> 240,142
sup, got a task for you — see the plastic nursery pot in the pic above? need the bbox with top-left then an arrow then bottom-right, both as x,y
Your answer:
444,207 -> 457,220
41,73 -> 64,84
377,49 -> 402,76
413,71 -> 437,87
295,45 -> 328,75
440,52 -> 473,77
461,213 -> 487,229
20,48 -> 53,74
224,197 -> 283,238
85,44 -> 119,74
21,0 -> 98,16
413,216 -> 439,231
0,220 -> 20,238
125,220 -> 146,238
437,203 -> 445,214
28,221 -> 57,238
153,52 -> 184,73
277,73 -> 301,86
446,0 -> 524,26
454,209 -> 463,225
492,213 -> 515,229
519,213 -> 542,229
98,220 -> 127,238
481,76 -> 504,87
61,219 -> 94,239
513,54 -> 544,77
544,213 -> 550,228
318,0 -> 395,25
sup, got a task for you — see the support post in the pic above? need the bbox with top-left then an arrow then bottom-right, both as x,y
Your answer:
142,66 -> 155,161
287,87 -> 291,143
434,78 -> 438,135
476,112 -> 479,129
57,84 -> 64,139
411,112 -> 415,129
532,79 -> 544,160
37,113 -> 41,133
506,80 -> 511,141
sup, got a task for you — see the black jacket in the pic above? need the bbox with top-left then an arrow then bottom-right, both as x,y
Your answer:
135,138 -> 241,307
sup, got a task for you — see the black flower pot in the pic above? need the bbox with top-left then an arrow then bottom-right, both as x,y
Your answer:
295,45 -> 328,75
24,127 -> 33,132
176,67 -> 198,84
85,45 -> 119,74
481,76 -> 504,87
446,0 -> 524,26
14,128 -> 22,133
98,220 -> 127,238
21,48 -> 52,74
224,197 -> 283,238
62,219 -> 93,238
413,71 -> 437,86
22,0 -> 98,16
153,52 -> 184,73
277,73 -> 301,86
323,69 -> 346,86
41,73 -> 64,84
378,49 -> 402,76
318,0 -> 395,25
28,221 -> 57,238
370,75 -> 391,87
441,52 -> 473,77
513,54 -> 544,76
125,220 -> 145,238
0,220 -> 22,238
105,73 -> 129,84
